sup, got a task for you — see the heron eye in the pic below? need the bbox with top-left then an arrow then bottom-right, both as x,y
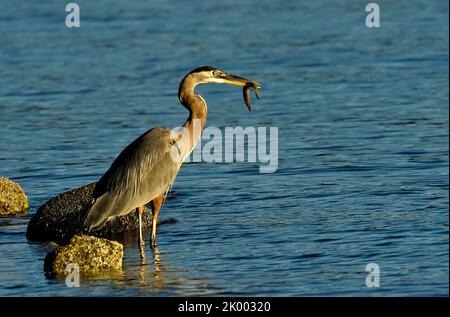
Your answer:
213,70 -> 220,77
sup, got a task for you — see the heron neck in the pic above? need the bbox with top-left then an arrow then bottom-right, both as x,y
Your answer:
181,113 -> 204,156
178,76 -> 207,155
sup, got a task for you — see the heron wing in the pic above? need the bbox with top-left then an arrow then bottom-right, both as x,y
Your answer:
84,127 -> 180,229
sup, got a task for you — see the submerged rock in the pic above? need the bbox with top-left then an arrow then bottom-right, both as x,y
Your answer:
0,176 -> 29,215
44,235 -> 123,275
26,183 -> 152,243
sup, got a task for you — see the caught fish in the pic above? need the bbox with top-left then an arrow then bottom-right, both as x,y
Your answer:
243,81 -> 261,111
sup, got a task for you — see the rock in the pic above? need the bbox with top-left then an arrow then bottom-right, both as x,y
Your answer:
0,176 -> 29,215
44,235 -> 123,275
26,182 -> 152,243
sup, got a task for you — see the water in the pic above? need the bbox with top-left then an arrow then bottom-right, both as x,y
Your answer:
0,0 -> 448,296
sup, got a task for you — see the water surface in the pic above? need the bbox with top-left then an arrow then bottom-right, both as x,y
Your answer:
0,0 -> 448,296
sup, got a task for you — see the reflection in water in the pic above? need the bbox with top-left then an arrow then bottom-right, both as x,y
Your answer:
129,234 -> 215,295
138,235 -> 164,286
139,243 -> 146,283
138,245 -> 166,291
152,246 -> 162,281
139,243 -> 147,265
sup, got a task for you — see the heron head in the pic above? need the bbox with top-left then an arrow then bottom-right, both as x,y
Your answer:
188,66 -> 262,89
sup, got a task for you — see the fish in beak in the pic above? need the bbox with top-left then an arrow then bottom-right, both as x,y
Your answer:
218,72 -> 262,111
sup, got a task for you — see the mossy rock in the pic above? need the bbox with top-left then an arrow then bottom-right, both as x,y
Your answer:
44,235 -> 123,275
0,176 -> 29,215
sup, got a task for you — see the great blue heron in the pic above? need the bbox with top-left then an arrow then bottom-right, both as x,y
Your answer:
83,66 -> 261,247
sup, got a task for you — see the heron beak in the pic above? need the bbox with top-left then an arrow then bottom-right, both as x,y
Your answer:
219,73 -> 262,89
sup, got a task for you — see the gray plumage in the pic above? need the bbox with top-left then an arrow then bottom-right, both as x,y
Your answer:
84,128 -> 179,230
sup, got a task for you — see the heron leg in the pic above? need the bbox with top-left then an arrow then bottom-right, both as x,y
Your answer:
137,205 -> 145,247
150,196 -> 164,248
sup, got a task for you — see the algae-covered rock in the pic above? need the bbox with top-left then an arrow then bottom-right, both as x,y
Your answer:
44,235 -> 123,275
0,176 -> 29,215
26,182 -> 152,243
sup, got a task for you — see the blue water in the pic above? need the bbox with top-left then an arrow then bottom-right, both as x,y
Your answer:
0,0 -> 448,296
